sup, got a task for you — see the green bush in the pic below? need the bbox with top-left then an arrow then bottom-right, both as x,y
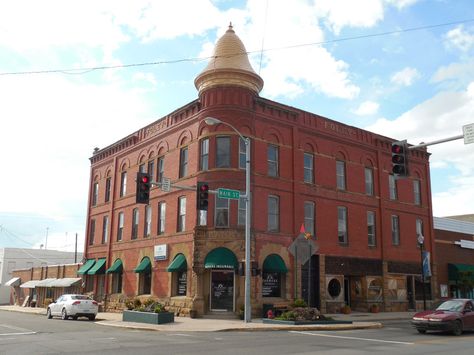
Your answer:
154,304 -> 164,313
291,299 -> 308,308
143,298 -> 155,307
277,307 -> 322,321
133,298 -> 142,309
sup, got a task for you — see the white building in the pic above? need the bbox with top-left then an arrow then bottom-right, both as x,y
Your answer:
0,248 -> 82,304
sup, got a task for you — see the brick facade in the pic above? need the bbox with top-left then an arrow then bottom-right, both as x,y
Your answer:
83,26 -> 435,316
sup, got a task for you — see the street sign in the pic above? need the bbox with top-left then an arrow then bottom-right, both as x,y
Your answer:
288,234 -> 318,264
463,123 -> 474,145
217,188 -> 240,200
161,177 -> 171,192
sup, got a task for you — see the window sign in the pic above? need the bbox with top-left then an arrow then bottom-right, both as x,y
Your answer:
154,244 -> 168,261
177,271 -> 187,296
262,272 -> 281,297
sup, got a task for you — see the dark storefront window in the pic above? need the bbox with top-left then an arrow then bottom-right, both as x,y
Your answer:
262,272 -> 281,297
176,271 -> 187,296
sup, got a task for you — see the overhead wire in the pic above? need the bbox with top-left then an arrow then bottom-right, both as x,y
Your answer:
0,18 -> 473,77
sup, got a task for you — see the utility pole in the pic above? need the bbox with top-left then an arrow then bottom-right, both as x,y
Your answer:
45,227 -> 49,250
75,233 -> 78,263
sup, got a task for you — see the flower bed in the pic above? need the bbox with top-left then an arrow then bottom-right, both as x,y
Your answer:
122,297 -> 174,325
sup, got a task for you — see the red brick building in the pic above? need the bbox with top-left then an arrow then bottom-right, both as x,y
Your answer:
83,25 -> 435,316
434,216 -> 474,299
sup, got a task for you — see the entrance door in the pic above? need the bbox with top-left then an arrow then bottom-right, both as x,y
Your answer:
344,277 -> 351,306
407,276 -> 416,310
301,255 -> 320,308
210,270 -> 234,311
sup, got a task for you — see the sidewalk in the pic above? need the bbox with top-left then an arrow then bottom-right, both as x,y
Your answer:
0,305 -> 414,332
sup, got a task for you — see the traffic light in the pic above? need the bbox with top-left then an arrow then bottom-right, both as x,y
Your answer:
136,172 -> 151,204
196,182 -> 209,211
391,141 -> 408,177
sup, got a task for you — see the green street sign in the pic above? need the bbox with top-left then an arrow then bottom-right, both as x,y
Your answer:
217,188 -> 240,200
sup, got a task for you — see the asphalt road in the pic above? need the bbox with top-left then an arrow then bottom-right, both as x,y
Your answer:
1,312 -> 474,355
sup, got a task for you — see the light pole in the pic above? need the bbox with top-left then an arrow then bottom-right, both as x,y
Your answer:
204,117 -> 252,323
417,234 -> 426,311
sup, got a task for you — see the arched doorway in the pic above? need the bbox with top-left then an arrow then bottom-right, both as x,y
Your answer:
204,247 -> 238,312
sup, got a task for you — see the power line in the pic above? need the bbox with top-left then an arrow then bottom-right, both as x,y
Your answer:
1,18 -> 473,77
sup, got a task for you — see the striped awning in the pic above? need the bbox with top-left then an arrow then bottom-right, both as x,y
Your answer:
5,277 -> 21,287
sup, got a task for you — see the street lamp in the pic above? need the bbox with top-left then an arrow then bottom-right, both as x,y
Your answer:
417,234 -> 426,311
204,117 -> 252,323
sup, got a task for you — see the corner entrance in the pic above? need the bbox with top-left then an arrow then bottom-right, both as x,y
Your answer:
210,270 -> 234,311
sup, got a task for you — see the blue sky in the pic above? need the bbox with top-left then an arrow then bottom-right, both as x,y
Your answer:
1,0 -> 473,251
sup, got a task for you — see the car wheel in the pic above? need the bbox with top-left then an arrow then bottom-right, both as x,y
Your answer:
61,308 -> 69,320
452,320 -> 463,336
46,308 -> 52,319
88,315 -> 96,321
417,329 -> 426,334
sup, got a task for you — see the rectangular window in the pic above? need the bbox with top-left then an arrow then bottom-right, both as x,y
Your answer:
105,177 -> 111,202
391,215 -> 400,245
157,202 -> 166,234
239,137 -> 246,170
367,211 -> 376,246
179,147 -> 188,178
389,174 -> 397,200
238,197 -> 246,226
139,163 -> 145,173
268,145 -> 279,177
414,180 -> 421,205
336,160 -> 346,190
267,195 -> 279,232
92,182 -> 99,206
416,218 -> 424,238
102,216 -> 108,244
117,212 -> 124,241
89,219 -> 96,245
215,196 -> 229,227
337,206 -> 348,244
216,136 -> 231,168
304,153 -> 314,183
304,201 -> 315,236
365,168 -> 374,196
148,160 -> 155,182
157,156 -> 164,183
144,205 -> 152,238
132,208 -> 139,240
120,171 -> 127,197
200,138 -> 209,171
111,273 -> 123,294
199,210 -> 207,226
178,196 -> 186,232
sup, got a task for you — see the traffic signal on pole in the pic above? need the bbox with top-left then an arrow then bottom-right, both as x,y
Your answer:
196,182 -> 209,211
136,172 -> 151,204
391,141 -> 408,177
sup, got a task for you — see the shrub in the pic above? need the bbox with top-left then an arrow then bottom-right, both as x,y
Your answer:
153,304 -> 164,313
124,298 -> 135,310
143,298 -> 155,307
291,299 -> 308,308
133,298 -> 142,309
44,298 -> 53,307
277,307 -> 322,321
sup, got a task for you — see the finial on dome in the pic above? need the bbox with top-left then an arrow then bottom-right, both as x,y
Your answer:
228,22 -> 234,32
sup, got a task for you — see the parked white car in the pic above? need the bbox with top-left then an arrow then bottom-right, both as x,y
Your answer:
46,294 -> 98,321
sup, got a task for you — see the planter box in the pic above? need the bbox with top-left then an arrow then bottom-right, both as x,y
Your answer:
262,319 -> 352,325
122,310 -> 174,324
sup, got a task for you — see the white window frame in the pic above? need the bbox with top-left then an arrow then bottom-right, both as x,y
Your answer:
391,215 -> 400,245
365,167 -> 374,196
120,171 -> 127,197
178,196 -> 186,232
304,201 -> 315,236
158,201 -> 166,234
336,160 -> 346,190
144,205 -> 152,237
216,136 -> 231,168
304,153 -> 314,183
132,208 -> 139,239
268,144 -> 279,177
238,197 -> 246,226
389,174 -> 397,200
414,180 -> 421,205
337,206 -> 348,244
117,212 -> 124,241
367,211 -> 376,246
267,195 -> 280,232
200,138 -> 209,171
102,215 -> 109,244
215,196 -> 229,228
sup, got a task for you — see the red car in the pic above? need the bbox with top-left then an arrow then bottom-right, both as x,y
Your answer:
412,299 -> 474,335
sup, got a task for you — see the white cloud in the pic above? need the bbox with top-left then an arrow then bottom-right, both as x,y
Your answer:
314,0 -> 384,34
353,101 -> 380,116
390,67 -> 420,86
444,25 -> 474,52
384,0 -> 419,10
432,59 -> 474,84
365,83 -> 474,216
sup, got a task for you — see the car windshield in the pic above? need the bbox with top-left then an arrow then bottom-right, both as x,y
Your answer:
436,300 -> 464,312
71,295 -> 90,300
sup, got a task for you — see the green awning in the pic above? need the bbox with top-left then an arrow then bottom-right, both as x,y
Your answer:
87,258 -> 106,275
204,247 -> 238,269
77,259 -> 96,275
263,254 -> 288,273
134,257 -> 152,273
106,259 -> 123,274
167,254 -> 187,272
448,263 -> 474,281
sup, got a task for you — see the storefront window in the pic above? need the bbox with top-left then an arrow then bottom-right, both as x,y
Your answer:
262,272 -> 281,297
176,271 -> 187,296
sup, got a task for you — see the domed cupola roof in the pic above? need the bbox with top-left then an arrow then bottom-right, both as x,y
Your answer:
194,24 -> 264,94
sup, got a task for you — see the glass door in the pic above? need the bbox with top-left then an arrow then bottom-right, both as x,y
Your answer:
210,270 -> 234,311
